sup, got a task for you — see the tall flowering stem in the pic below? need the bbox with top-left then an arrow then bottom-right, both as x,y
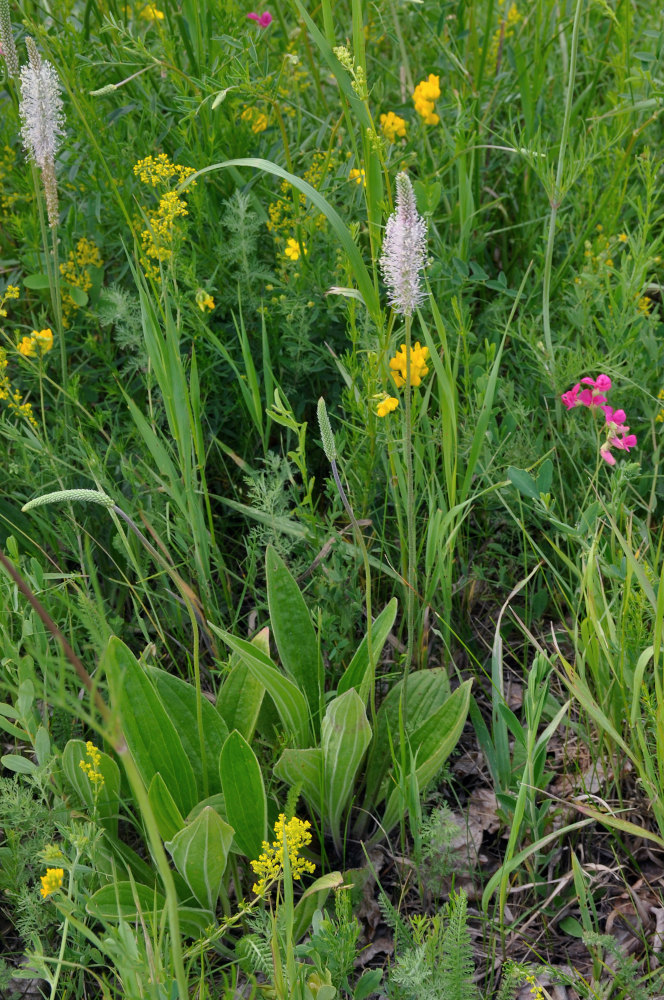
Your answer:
19,38 -> 68,408
379,173 -> 428,715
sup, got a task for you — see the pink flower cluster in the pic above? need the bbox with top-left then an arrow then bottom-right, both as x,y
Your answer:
247,10 -> 272,27
561,374 -> 637,467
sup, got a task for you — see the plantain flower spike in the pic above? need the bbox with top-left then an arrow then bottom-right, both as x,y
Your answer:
379,171 -> 428,317
19,37 -> 65,227
0,0 -> 19,79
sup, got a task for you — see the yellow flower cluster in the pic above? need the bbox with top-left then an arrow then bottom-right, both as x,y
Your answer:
488,3 -> 522,66
284,238 -> 303,261
133,153 -> 196,188
523,973 -> 544,1000
0,348 -> 37,428
0,283 -> 19,318
349,168 -> 366,186
376,394 -> 399,418
140,4 -> 165,21
655,388 -> 664,423
196,289 -> 215,312
412,74 -> 440,125
60,237 -> 103,326
380,112 -> 407,143
79,741 -> 104,785
135,155 -> 196,279
389,341 -> 430,388
267,152 -> 327,261
17,328 -> 53,358
241,107 -> 269,134
251,814 -> 315,895
40,868 -> 64,898
637,295 -> 652,316
0,146 -> 19,216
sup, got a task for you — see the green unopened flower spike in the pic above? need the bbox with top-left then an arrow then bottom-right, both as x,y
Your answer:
22,489 -> 115,512
0,0 -> 19,79
317,397 -> 337,463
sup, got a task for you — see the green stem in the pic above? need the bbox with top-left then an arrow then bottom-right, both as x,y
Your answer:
119,747 -> 189,999
542,0 -> 584,404
403,313 -> 416,710
48,848 -> 80,1000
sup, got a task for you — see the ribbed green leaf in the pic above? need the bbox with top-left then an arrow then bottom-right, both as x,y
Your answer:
102,636 -> 197,816
274,748 -> 323,817
148,772 -> 185,842
209,625 -> 310,747
149,667 -> 228,797
220,730 -> 267,860
216,629 -> 267,741
165,806 -> 234,911
86,882 -> 213,938
380,680 -> 472,834
322,690 -> 371,851
266,546 -> 320,730
338,598 -> 398,703
363,669 -> 451,810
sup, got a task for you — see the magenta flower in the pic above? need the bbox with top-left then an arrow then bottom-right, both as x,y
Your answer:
561,374 -> 612,409
563,374 -> 637,469
562,384 -> 580,409
247,11 -> 272,27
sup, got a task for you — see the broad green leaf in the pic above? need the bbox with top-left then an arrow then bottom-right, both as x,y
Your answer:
338,598 -> 398,703
363,669 -> 451,810
62,739 -> 121,836
22,273 -> 50,290
266,546 -> 320,730
380,680 -> 472,835
220,730 -> 266,860
165,806 -> 234,911
274,748 -> 323,817
209,625 -> 310,747
148,773 -> 185,842
86,882 -> 213,938
102,636 -> 197,816
322,690 -> 371,851
507,467 -> 540,500
1,754 -> 37,774
149,667 -> 228,797
216,628 -> 268,741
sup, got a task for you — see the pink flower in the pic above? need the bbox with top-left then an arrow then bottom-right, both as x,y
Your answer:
247,11 -> 272,27
582,374 -> 612,392
610,431 -> 637,452
603,406 -> 626,425
561,374 -> 612,409
561,383 -> 581,409
600,447 -> 616,466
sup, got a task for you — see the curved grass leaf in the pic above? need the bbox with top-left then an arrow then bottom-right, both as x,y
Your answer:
181,159 -> 380,321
